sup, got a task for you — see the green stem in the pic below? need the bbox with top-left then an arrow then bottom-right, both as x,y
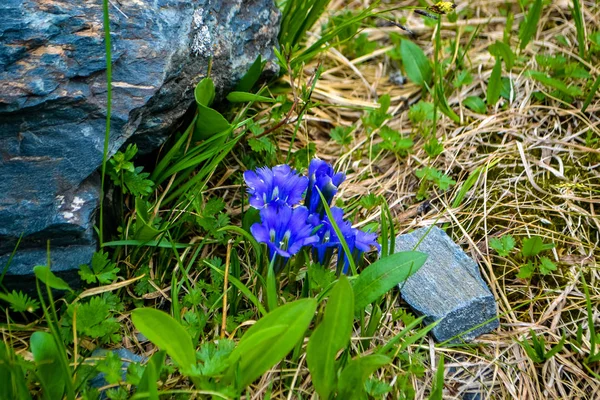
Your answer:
99,0 -> 113,246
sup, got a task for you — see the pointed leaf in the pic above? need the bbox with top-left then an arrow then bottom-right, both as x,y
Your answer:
31,332 -> 65,400
307,276 -> 354,399
353,251 -> 427,312
131,308 -> 196,374
400,40 -> 432,86
33,266 -> 71,291
227,298 -> 317,389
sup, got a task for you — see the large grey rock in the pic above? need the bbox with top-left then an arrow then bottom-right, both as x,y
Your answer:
0,0 -> 280,288
395,226 -> 499,342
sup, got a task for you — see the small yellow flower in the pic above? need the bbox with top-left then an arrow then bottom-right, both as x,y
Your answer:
427,1 -> 457,15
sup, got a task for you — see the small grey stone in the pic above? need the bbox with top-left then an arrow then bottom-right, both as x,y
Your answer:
395,226 -> 499,342
389,70 -> 407,86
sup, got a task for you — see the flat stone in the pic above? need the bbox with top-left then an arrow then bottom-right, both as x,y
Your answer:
0,0 -> 280,287
395,226 -> 499,342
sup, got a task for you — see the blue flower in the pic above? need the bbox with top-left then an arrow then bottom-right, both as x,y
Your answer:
251,205 -> 319,265
244,165 -> 308,209
311,207 -> 381,274
310,207 -> 359,273
305,159 -> 345,215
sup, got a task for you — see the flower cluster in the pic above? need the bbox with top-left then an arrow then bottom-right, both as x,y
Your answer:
244,159 -> 380,274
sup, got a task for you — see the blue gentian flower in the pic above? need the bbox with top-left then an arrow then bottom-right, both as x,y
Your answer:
305,159 -> 345,216
251,205 -> 319,270
244,165 -> 308,209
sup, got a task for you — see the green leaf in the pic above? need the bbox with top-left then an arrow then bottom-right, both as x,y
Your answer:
235,55 -> 265,92
337,354 -> 391,399
521,236 -> 544,258
489,235 -> 516,257
519,0 -> 543,50
0,290 -> 40,313
131,308 -> 196,374
194,77 -> 215,107
353,251 -> 427,312
136,351 -> 166,400
226,92 -> 276,103
306,276 -> 354,399
78,251 -> 120,284
539,257 -> 557,275
400,40 -> 432,86
463,96 -> 486,113
194,105 -> 232,140
227,298 -> 317,389
517,261 -> 536,279
31,332 -> 65,400
429,354 -> 445,400
527,70 -> 583,97
488,40 -> 515,70
33,266 -> 71,291
487,58 -> 502,106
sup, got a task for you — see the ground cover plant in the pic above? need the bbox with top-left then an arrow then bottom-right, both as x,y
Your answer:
1,0 -> 600,398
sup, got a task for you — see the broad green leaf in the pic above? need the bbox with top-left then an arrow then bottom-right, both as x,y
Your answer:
227,298 -> 317,389
226,92 -> 276,103
33,266 -> 71,291
131,308 -> 196,374
194,77 -> 215,107
136,350 -> 166,400
337,354 -> 391,399
463,96 -> 486,114
353,251 -> 427,312
488,40 -> 515,70
527,70 -> 583,97
235,55 -> 265,92
306,276 -> 354,399
521,236 -> 543,257
194,105 -> 231,140
519,0 -> 543,50
487,58 -> 502,106
31,332 -> 65,400
400,40 -> 432,86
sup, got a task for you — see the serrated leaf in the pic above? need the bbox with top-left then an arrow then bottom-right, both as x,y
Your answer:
307,276 -> 354,399
0,290 -> 40,313
353,251 -> 427,312
489,235 -> 516,257
337,354 -> 391,399
227,298 -> 317,389
539,257 -> 557,275
521,236 -> 543,257
131,308 -> 196,375
527,70 -> 583,97
400,40 -> 432,86
517,261 -> 535,279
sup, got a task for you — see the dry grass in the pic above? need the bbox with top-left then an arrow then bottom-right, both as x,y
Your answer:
242,0 -> 600,398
